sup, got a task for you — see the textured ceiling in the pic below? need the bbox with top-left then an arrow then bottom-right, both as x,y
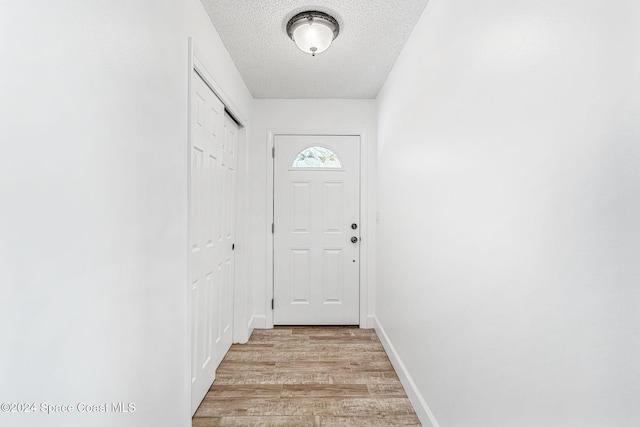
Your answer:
200,0 -> 430,99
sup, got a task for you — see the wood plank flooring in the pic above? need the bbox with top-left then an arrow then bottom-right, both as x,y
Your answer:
193,326 -> 421,426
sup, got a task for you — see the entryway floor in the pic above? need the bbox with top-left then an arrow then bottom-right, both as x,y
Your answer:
192,326 -> 421,426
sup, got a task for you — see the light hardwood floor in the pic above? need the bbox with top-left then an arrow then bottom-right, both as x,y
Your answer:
193,326 -> 421,426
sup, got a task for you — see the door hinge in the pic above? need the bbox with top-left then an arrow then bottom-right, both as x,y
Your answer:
271,299 -> 274,310
272,146 -> 275,158
272,223 -> 274,234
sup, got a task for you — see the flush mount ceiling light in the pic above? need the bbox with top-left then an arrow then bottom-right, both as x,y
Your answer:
286,11 -> 340,57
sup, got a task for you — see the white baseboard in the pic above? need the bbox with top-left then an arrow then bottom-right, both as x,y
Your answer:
366,314 -> 377,329
234,315 -> 253,344
234,316 -> 259,344
247,316 -> 255,338
252,314 -> 267,329
373,316 -> 440,427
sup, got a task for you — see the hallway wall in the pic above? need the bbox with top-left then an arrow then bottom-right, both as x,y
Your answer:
248,100 -> 377,328
375,0 -> 640,426
0,1 -> 251,426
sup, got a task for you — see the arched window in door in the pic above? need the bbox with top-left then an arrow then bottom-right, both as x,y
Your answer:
291,146 -> 342,168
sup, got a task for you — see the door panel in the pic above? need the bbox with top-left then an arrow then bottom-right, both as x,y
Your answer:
322,249 -> 344,303
274,135 -> 360,325
190,72 -> 238,414
291,182 -> 312,233
290,248 -> 312,304
323,182 -> 344,233
215,113 -> 237,368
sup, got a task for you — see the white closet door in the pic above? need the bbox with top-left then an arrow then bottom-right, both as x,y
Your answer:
189,71 -> 237,414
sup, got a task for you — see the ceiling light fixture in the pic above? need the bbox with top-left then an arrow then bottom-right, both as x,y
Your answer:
286,11 -> 340,57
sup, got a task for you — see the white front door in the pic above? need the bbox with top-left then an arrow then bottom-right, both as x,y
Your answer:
189,71 -> 237,414
273,135 -> 360,325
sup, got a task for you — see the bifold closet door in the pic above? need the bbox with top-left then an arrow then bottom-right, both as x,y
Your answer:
189,71 -> 237,414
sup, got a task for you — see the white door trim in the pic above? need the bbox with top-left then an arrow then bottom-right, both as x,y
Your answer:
189,39 -> 248,127
265,129 -> 371,329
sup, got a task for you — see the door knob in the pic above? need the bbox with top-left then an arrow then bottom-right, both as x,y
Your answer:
351,236 -> 358,243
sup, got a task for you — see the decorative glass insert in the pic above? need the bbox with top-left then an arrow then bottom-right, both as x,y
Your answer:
292,146 -> 342,168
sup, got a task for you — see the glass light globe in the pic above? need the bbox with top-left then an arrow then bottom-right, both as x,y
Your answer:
287,12 -> 339,57
292,20 -> 335,56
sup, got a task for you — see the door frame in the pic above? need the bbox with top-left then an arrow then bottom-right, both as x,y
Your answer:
265,129 -> 373,329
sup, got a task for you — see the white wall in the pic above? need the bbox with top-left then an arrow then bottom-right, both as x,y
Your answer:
376,0 -> 640,426
249,100 -> 377,328
0,1 -> 251,426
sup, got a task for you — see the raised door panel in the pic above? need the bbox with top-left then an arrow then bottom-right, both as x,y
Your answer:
209,103 -> 222,157
222,167 -> 234,241
290,182 -> 312,234
222,117 -> 237,167
322,249 -> 344,304
289,249 -> 312,305
322,181 -> 344,234
190,146 -> 205,257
